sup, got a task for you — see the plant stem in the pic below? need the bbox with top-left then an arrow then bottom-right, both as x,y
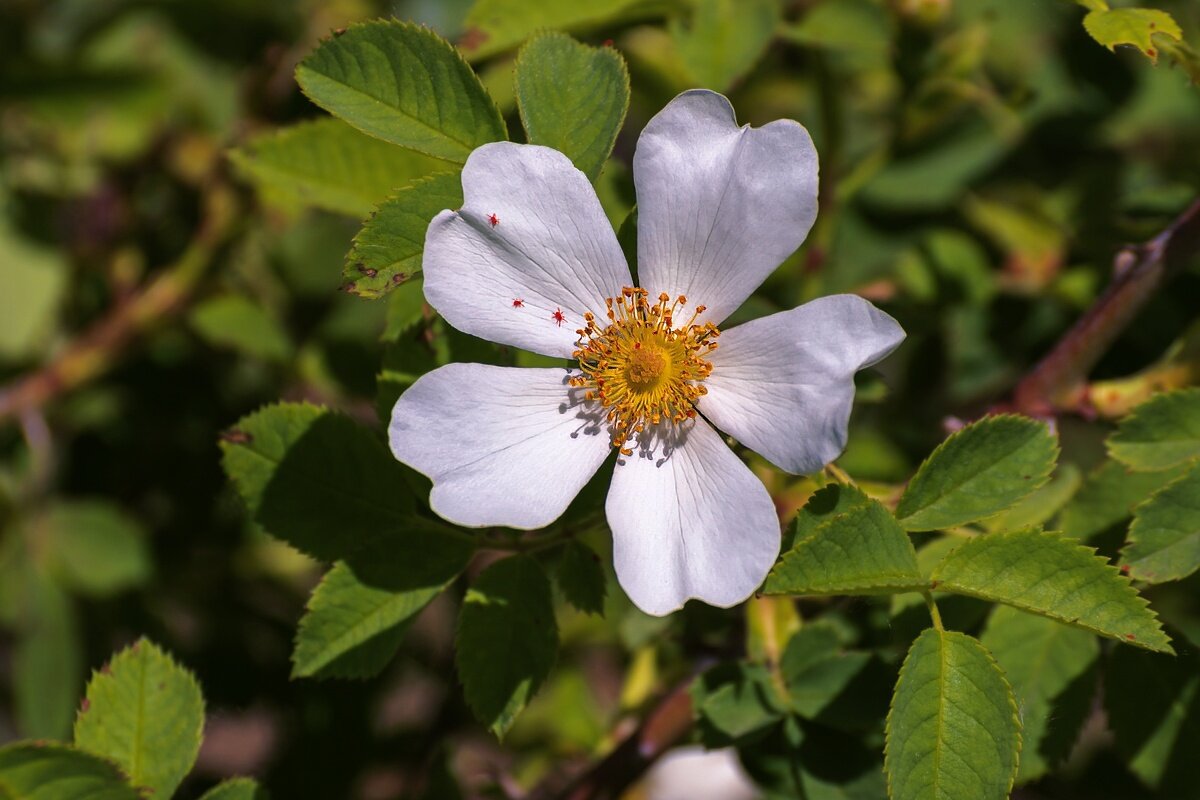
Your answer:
923,591 -> 944,631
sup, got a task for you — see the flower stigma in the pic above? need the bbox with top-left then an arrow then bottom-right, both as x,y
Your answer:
569,287 -> 719,455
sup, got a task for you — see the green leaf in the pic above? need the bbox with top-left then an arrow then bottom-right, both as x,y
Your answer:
1106,645 -> 1200,794
292,526 -> 473,679
983,463 -> 1081,533
229,118 -> 447,217
220,403 -> 415,562
885,629 -> 1020,800
930,528 -> 1172,652
895,415 -> 1058,531
554,539 -> 607,616
39,501 -> 150,598
74,639 -> 205,799
295,21 -> 505,162
782,482 -> 872,552
981,605 -> 1099,783
344,173 -> 463,299
456,556 -> 558,737
1121,462 -> 1200,583
1083,7 -> 1183,63
514,32 -> 629,182
781,623 -> 872,721
692,662 -> 784,744
1059,458 -> 1187,541
1108,388 -> 1200,471
0,223 -> 67,361
190,295 -> 293,362
458,0 -> 652,62
0,743 -> 139,800
14,571 -> 81,740
763,493 -> 923,595
198,778 -> 270,800
670,0 -> 781,90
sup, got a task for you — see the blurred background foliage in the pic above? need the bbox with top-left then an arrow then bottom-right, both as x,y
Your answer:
0,0 -> 1199,797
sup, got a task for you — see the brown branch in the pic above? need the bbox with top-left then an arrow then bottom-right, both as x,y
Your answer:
533,681 -> 694,800
1011,198 -> 1200,416
0,184 -> 238,426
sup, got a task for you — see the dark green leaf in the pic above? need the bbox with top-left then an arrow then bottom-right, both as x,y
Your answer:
515,32 -> 629,182
1121,462 -> 1200,583
198,778 -> 270,800
895,415 -> 1058,531
14,571 -> 80,740
292,526 -> 473,679
220,403 -> 415,562
782,624 -> 873,721
763,494 -> 923,595
885,629 -> 1019,800
229,118 -> 447,217
0,743 -> 138,800
1108,388 -> 1200,471
343,173 -> 463,298
692,662 -> 784,744
296,21 -> 505,162
456,556 -> 558,737
554,540 -> 606,616
931,528 -> 1172,652
74,639 -> 205,800
981,605 -> 1098,782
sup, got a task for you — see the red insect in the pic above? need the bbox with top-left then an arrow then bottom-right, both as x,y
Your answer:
512,298 -> 525,308
552,308 -> 566,326
488,213 -> 500,227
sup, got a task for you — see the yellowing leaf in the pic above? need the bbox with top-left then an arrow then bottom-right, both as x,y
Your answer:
1083,8 -> 1183,63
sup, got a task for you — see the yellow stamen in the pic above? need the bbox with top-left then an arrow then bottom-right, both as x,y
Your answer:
569,287 -> 719,451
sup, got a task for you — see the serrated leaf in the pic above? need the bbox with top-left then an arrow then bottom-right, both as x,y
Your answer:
763,494 -> 923,596
671,0 -> 781,90
220,403 -> 415,562
783,482 -> 872,552
554,539 -> 606,616
456,556 -> 558,737
1083,7 -> 1183,63
74,639 -> 205,799
1059,458 -> 1187,541
38,501 -> 150,597
514,32 -> 629,182
343,173 -> 463,298
1121,462 -> 1200,584
229,118 -> 447,217
292,526 -> 473,679
896,415 -> 1058,531
13,570 -> 81,740
1108,388 -> 1200,470
984,463 -> 1081,533
458,0 -> 652,62
198,778 -> 269,799
1106,644 -> 1200,794
931,528 -> 1172,652
981,605 -> 1098,783
0,743 -> 139,800
885,629 -> 1020,800
295,21 -> 505,162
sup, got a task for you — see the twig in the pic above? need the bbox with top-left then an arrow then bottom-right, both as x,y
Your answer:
0,184 -> 238,426
1011,198 -> 1200,416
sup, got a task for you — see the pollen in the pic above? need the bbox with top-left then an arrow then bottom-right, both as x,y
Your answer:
569,287 -> 718,453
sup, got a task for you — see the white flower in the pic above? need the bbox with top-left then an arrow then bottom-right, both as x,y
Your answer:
640,745 -> 761,800
389,90 -> 904,616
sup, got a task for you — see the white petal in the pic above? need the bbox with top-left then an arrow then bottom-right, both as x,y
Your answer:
606,418 -> 780,616
389,363 -> 612,529
423,142 -> 633,358
699,294 -> 905,475
633,90 -> 818,326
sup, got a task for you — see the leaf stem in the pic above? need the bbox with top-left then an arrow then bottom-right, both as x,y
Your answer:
825,462 -> 857,486
923,591 -> 945,631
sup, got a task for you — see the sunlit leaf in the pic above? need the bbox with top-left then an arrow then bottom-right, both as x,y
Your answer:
74,639 -> 205,800
1083,7 -> 1183,63
1108,388 -> 1200,471
885,628 -> 1020,800
458,0 -> 654,62
0,743 -> 138,800
1120,462 -> 1200,583
198,778 -> 270,800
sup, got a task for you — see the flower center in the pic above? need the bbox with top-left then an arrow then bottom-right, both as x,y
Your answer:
570,287 -> 720,455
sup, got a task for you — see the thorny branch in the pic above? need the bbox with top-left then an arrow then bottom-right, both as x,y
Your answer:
1011,198 -> 1200,416
0,183 -> 239,427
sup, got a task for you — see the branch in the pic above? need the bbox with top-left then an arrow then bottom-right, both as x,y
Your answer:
535,681 -> 694,800
0,184 -> 238,426
1011,198 -> 1200,416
